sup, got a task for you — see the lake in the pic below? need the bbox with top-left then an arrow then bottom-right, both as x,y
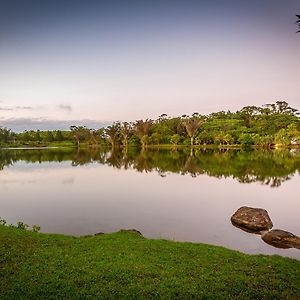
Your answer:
0,147 -> 299,259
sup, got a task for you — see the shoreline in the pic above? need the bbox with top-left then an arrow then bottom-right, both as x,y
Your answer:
1,143 -> 300,150
1,224 -> 299,298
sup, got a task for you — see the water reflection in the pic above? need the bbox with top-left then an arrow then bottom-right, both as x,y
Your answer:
1,147 -> 299,187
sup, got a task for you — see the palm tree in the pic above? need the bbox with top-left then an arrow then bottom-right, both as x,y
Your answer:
297,15 -> 300,33
120,122 -> 133,148
182,117 -> 203,146
89,129 -> 100,146
70,126 -> 91,148
105,122 -> 121,149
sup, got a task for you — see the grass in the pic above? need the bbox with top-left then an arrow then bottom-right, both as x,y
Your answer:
0,225 -> 299,299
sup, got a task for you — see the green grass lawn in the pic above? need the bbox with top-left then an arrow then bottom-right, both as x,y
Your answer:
0,225 -> 299,299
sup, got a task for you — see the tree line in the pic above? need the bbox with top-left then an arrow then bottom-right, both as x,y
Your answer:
0,101 -> 299,148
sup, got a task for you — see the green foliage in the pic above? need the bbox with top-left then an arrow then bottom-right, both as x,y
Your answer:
150,132 -> 162,145
274,129 -> 290,146
170,134 -> 181,145
56,130 -> 64,141
70,126 -> 93,147
0,225 -> 299,299
238,133 -> 254,147
0,218 -> 40,232
141,135 -> 151,148
1,101 -> 299,148
105,122 -> 121,148
45,131 -> 54,142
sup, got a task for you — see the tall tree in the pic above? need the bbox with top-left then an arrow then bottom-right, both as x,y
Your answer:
70,126 -> 91,148
46,131 -> 54,142
120,122 -> 132,148
182,117 -> 203,146
134,119 -> 153,148
56,130 -> 64,142
105,122 -> 121,149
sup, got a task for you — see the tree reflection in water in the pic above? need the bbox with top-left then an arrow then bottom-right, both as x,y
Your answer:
0,147 -> 299,187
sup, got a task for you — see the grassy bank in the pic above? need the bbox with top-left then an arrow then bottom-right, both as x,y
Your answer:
0,226 -> 299,299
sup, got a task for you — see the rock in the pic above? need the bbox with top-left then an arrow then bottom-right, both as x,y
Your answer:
94,232 -> 104,236
262,229 -> 300,249
120,229 -> 143,236
231,222 -> 262,235
231,206 -> 273,232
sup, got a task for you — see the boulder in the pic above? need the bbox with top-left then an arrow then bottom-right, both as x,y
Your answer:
231,206 -> 273,232
262,229 -> 300,249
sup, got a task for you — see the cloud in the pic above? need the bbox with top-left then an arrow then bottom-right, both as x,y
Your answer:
0,105 -> 34,111
15,106 -> 34,110
0,117 -> 112,132
58,104 -> 72,112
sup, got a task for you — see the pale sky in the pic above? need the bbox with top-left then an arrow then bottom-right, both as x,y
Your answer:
0,0 -> 299,130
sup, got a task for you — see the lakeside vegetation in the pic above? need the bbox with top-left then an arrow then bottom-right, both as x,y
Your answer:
0,224 -> 300,299
1,101 -> 299,149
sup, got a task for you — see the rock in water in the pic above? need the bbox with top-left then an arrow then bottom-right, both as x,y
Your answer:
262,229 -> 300,249
231,206 -> 273,232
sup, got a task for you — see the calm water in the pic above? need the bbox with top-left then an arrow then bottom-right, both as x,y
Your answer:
0,148 -> 299,259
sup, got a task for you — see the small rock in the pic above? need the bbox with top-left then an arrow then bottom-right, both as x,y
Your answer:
262,229 -> 300,249
231,206 -> 273,232
94,232 -> 104,236
120,229 -> 143,236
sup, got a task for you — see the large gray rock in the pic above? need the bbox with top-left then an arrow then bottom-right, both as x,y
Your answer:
262,229 -> 300,249
231,206 -> 273,232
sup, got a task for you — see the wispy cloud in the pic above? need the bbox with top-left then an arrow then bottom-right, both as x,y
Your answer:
0,117 -> 111,132
58,104 -> 72,112
15,106 -> 34,110
0,105 -> 34,111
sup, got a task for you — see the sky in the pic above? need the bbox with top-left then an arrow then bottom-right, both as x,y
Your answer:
0,0 -> 299,131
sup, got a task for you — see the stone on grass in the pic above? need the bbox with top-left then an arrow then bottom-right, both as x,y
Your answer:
120,229 -> 143,236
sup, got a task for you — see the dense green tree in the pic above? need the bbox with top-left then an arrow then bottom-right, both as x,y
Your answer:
0,127 -> 12,144
56,130 -> 64,142
134,119 -> 153,149
34,130 -> 41,142
45,131 -> 54,142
